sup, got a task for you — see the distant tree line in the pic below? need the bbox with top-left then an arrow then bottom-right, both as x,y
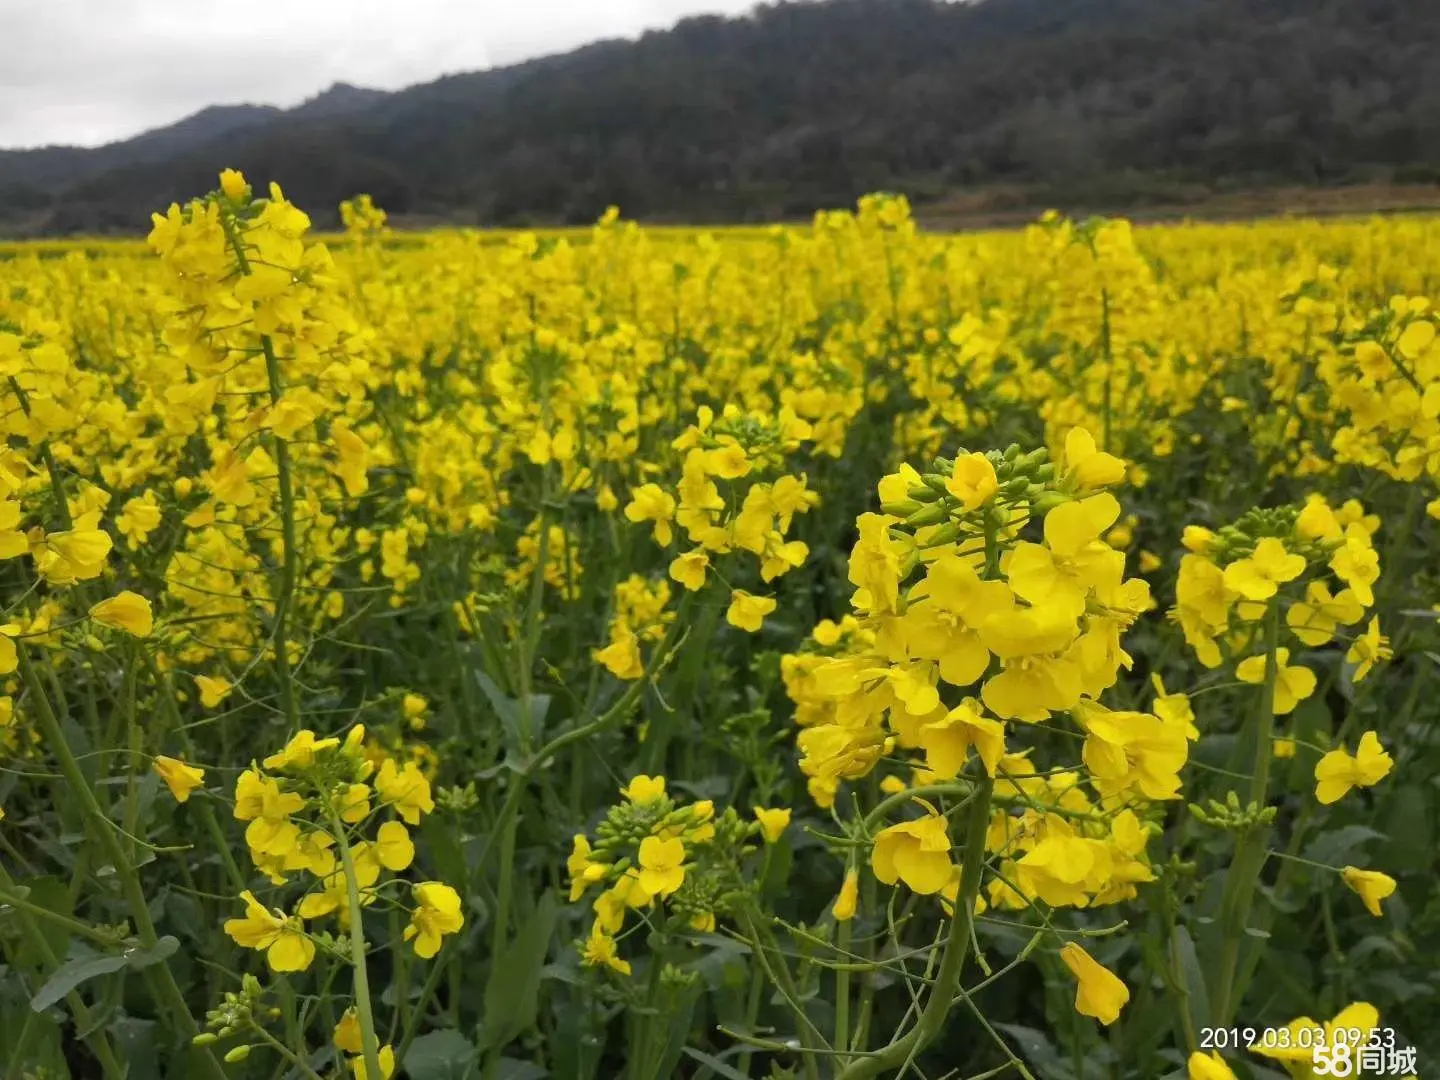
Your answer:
2,0 -> 1438,235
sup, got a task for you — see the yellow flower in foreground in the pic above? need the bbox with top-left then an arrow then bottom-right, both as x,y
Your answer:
669,549 -> 709,591
832,869 -> 859,921
350,1045 -> 396,1080
152,756 -> 205,803
1235,648 -> 1315,714
946,452 -> 998,510
593,625 -> 643,680
637,835 -> 686,897
1341,866 -> 1397,917
566,834 -> 608,900
194,675 -> 233,708
623,774 -> 666,804
706,442 -> 750,479
624,483 -> 676,546
752,806 -> 791,843
333,1009 -> 363,1052
1222,537 -> 1305,601
223,891 -> 315,972
1346,616 -> 1391,681
1058,942 -> 1129,1025
726,589 -> 776,633
1181,525 -> 1215,553
871,813 -> 952,895
0,627 -> 16,676
375,759 -> 435,824
404,882 -> 464,958
37,515 -> 113,582
1314,731 -> 1392,804
582,923 -> 631,975
263,729 -> 340,771
1063,427 -> 1127,490
219,168 -> 249,201
1329,530 -> 1380,606
1187,1051 -> 1237,1080
374,821 -> 415,871
89,591 -> 154,637
1251,1003 -> 1379,1066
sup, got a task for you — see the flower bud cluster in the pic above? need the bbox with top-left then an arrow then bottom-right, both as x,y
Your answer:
221,724 -> 462,974
565,774 -> 760,976
1172,494 -> 1387,699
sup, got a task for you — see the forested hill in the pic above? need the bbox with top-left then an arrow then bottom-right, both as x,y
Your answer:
3,0 -> 1438,235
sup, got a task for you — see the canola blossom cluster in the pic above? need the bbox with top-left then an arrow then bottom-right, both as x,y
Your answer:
0,179 -> 1432,1080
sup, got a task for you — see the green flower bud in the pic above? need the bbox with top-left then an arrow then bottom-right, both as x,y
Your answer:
919,522 -> 960,548
904,503 -> 950,527
1030,490 -> 1072,515
882,499 -> 924,517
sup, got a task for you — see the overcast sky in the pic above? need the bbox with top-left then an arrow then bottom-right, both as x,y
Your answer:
0,0 -> 760,149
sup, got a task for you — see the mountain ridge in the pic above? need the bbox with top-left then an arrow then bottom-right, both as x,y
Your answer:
3,0 -> 1438,236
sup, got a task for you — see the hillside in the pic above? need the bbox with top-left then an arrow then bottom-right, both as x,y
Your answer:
3,0 -> 1439,235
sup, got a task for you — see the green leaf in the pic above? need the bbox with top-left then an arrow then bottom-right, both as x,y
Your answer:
495,1059 -> 548,1080
1301,825 -> 1385,867
1169,925 -> 1212,1038
123,936 -> 180,971
992,1023 -> 1067,1074
649,980 -> 702,1080
474,672 -> 551,753
1381,785 -> 1431,874
112,1016 -> 159,1077
480,891 -> 559,1051
31,952 -> 128,1013
402,1029 -> 479,1080
681,1047 -> 751,1080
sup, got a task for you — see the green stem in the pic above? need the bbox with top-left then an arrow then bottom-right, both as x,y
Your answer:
260,335 -> 301,730
249,1024 -> 325,1080
394,943 -> 451,1065
739,909 -> 824,1080
1209,599 -> 1279,1025
326,803 -> 385,1080
736,953 -> 767,1078
835,915 -> 852,1067
1248,602 -> 1281,804
835,773 -> 995,1080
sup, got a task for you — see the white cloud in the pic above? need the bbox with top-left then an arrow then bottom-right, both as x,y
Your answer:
0,0 -> 758,148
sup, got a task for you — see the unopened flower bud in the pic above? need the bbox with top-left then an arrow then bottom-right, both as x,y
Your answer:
882,499 -> 924,517
905,503 -> 949,527
906,484 -> 941,503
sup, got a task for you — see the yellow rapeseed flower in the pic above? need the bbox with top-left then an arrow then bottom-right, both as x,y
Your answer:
152,756 -> 205,803
88,591 -> 154,637
1058,943 -> 1129,1025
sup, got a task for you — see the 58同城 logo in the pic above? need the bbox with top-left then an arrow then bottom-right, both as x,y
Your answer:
1312,1032 -> 1417,1077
